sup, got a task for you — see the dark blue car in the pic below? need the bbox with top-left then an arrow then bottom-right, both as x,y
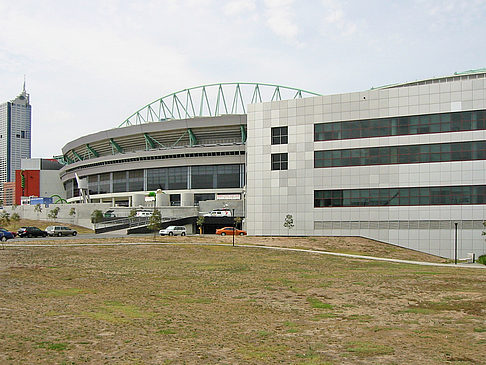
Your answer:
0,228 -> 15,241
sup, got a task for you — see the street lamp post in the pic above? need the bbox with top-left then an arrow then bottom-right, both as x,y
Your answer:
454,222 -> 458,265
232,208 -> 235,247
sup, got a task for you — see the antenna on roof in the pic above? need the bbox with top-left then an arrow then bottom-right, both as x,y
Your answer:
23,75 -> 26,92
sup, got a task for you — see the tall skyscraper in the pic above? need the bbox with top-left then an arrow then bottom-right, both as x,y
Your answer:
0,84 -> 31,198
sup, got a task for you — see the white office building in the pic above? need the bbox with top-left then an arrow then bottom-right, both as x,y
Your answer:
246,70 -> 486,259
0,85 -> 32,196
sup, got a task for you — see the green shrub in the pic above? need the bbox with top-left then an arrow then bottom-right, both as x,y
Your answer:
91,209 -> 103,223
477,255 -> 486,265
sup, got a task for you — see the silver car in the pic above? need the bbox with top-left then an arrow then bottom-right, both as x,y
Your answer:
159,226 -> 186,236
46,226 -> 78,237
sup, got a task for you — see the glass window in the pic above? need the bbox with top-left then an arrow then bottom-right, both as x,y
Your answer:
191,165 -> 214,189
216,164 -> 241,188
99,173 -> 111,194
88,175 -> 98,195
64,179 -> 73,199
147,168 -> 168,190
168,167 -> 188,190
315,140 -> 486,169
128,170 -> 144,191
170,194 -> 181,206
112,171 -> 127,193
315,185 -> 486,207
271,126 -> 288,145
194,193 -> 215,205
271,153 -> 288,170
315,109 -> 486,142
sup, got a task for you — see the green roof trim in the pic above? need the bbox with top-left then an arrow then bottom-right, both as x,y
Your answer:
188,128 -> 197,146
110,138 -> 123,154
454,67 -> 486,75
72,150 -> 83,161
240,125 -> 247,143
118,83 -> 322,128
86,144 -> 99,158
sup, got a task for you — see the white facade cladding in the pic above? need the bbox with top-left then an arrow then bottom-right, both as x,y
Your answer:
246,72 -> 486,259
0,86 -> 31,195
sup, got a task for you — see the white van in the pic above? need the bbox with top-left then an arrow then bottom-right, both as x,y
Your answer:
136,211 -> 152,217
204,209 -> 232,217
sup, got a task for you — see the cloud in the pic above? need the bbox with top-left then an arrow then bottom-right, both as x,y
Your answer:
263,0 -> 299,43
321,0 -> 357,37
224,0 -> 256,16
413,0 -> 486,29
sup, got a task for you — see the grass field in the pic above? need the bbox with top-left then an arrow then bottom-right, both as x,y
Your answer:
1,241 -> 485,364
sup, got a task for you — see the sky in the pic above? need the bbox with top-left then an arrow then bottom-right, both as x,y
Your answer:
1,0 -> 486,158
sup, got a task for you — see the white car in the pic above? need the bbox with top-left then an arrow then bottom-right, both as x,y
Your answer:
159,226 -> 187,236
136,211 -> 152,217
203,209 -> 232,217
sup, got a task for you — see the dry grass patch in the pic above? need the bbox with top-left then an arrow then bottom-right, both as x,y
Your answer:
1,243 -> 484,364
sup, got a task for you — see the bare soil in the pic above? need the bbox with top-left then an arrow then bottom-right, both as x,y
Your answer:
1,237 -> 484,364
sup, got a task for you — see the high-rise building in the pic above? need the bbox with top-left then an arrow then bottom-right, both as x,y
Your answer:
0,84 -> 31,198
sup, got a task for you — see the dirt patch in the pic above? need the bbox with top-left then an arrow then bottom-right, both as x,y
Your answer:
1,243 -> 484,364
26,234 -> 446,262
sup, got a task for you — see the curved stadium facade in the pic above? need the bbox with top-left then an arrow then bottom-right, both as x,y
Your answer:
60,83 -> 319,208
59,73 -> 486,259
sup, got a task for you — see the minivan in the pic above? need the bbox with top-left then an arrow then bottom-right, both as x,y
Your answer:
46,226 -> 78,237
159,226 -> 186,236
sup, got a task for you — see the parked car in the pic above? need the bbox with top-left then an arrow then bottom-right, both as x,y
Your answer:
204,209 -> 232,217
46,226 -> 78,237
104,210 -> 116,218
0,228 -> 15,241
17,226 -> 48,238
0,227 -> 16,237
136,211 -> 152,217
215,227 -> 247,236
159,226 -> 187,236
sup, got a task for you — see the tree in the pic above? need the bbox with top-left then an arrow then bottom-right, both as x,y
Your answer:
91,209 -> 103,223
0,212 -> 10,226
234,216 -> 242,229
34,204 -> 42,219
283,214 -> 294,236
148,209 -> 162,240
69,207 -> 76,216
47,207 -> 60,220
11,212 -> 20,222
196,216 -> 205,234
128,208 -> 138,218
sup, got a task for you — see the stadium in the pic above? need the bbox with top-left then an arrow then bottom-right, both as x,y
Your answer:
58,83 -> 320,235
59,71 -> 486,259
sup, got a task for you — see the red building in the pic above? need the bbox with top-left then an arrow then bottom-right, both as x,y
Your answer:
15,170 -> 40,205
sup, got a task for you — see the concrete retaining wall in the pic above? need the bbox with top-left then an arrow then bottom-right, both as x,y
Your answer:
2,203 -> 111,228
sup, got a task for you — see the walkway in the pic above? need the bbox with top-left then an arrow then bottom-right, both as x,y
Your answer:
3,242 -> 485,269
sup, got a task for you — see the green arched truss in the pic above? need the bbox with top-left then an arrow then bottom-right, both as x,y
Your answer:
51,194 -> 68,204
118,83 -> 321,127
